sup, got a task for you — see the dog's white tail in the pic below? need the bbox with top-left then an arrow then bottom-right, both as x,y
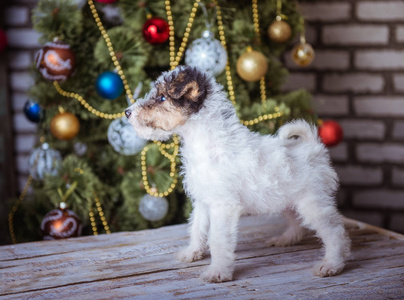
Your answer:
277,119 -> 319,143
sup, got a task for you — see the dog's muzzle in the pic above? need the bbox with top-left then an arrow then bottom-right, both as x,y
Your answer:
125,108 -> 132,119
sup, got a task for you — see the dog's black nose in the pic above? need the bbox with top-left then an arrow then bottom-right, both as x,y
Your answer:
125,108 -> 132,119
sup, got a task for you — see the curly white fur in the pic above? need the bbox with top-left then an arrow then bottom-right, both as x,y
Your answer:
126,66 -> 351,283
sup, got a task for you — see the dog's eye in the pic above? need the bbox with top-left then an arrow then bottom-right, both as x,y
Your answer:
160,95 -> 166,102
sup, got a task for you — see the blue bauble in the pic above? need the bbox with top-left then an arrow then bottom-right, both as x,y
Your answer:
95,71 -> 124,100
24,99 -> 44,123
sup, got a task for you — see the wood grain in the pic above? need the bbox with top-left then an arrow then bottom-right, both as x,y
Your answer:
0,216 -> 403,299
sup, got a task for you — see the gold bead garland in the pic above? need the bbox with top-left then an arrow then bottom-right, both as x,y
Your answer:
94,193 -> 111,234
8,175 -> 33,244
89,207 -> 98,235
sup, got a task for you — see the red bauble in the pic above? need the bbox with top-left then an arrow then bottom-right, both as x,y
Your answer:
318,120 -> 343,147
142,17 -> 170,44
36,41 -> 76,81
0,29 -> 7,52
41,204 -> 82,240
95,0 -> 117,3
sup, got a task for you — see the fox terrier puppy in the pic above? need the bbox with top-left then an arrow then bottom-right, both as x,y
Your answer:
125,66 -> 351,283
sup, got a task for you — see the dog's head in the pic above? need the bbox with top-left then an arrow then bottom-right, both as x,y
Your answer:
125,66 -> 211,141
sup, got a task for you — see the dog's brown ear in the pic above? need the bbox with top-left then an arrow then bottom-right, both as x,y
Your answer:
168,76 -> 202,103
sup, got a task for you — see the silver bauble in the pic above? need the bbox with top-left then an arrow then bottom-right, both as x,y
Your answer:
185,30 -> 227,76
107,117 -> 147,155
139,194 -> 169,222
28,143 -> 62,180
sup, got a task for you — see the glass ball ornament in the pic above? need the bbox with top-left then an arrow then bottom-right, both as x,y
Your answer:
28,143 -> 62,180
185,30 -> 227,76
291,39 -> 315,67
35,40 -> 76,81
139,194 -> 169,222
142,17 -> 169,45
96,71 -> 124,100
268,17 -> 292,43
318,120 -> 343,147
41,202 -> 82,240
50,111 -> 80,140
108,117 -> 147,155
24,99 -> 44,123
236,47 -> 268,82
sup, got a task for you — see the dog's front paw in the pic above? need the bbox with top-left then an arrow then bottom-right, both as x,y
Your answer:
201,266 -> 233,283
177,247 -> 204,263
313,260 -> 344,277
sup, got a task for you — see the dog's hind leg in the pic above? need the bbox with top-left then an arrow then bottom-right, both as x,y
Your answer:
295,194 -> 351,277
201,203 -> 242,283
178,201 -> 210,263
267,208 -> 306,247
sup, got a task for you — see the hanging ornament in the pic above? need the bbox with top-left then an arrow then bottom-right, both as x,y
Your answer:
95,71 -> 124,100
236,47 -> 268,82
292,36 -> 315,67
268,16 -> 292,43
36,40 -> 76,81
0,29 -> 8,52
50,108 -> 80,140
23,99 -> 44,123
41,202 -> 82,240
108,116 -> 147,155
318,120 -> 343,147
95,0 -> 117,3
139,194 -> 169,222
185,30 -> 227,76
29,142 -> 62,180
142,17 -> 169,45
74,142 -> 88,156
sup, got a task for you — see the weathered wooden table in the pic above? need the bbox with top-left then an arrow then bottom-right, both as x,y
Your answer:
1,216 -> 403,299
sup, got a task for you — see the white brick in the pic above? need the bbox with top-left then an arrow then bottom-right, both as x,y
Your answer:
16,154 -> 30,175
4,6 -> 29,26
300,3 -> 351,22
390,213 -> 404,233
356,143 -> 404,163
323,25 -> 388,45
392,121 -> 404,139
342,210 -> 383,228
8,51 -> 32,70
13,113 -> 37,133
392,168 -> 404,187
6,29 -> 42,48
335,165 -> 383,185
282,73 -> 316,92
395,26 -> 404,43
354,190 -> 404,209
285,50 -> 350,70
340,120 -> 385,140
329,142 -> 348,162
355,50 -> 404,70
357,1 -> 404,21
10,72 -> 34,91
11,92 -> 28,112
323,74 -> 384,93
15,134 -> 36,153
312,95 -> 349,116
393,74 -> 404,92
355,97 -> 404,116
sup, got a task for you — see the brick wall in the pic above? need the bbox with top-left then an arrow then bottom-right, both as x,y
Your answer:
4,0 -> 404,233
282,0 -> 404,232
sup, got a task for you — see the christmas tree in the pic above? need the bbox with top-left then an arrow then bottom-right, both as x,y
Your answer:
10,0 -> 321,243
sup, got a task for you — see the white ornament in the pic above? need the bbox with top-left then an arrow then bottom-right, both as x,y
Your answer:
139,194 -> 169,222
74,142 -> 87,156
108,117 -> 147,155
185,30 -> 227,76
28,143 -> 62,180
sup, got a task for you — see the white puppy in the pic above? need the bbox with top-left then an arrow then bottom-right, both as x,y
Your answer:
125,66 -> 351,283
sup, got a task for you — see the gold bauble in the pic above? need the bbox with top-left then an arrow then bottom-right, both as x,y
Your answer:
236,47 -> 268,82
268,19 -> 292,43
50,112 -> 80,140
291,42 -> 315,67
